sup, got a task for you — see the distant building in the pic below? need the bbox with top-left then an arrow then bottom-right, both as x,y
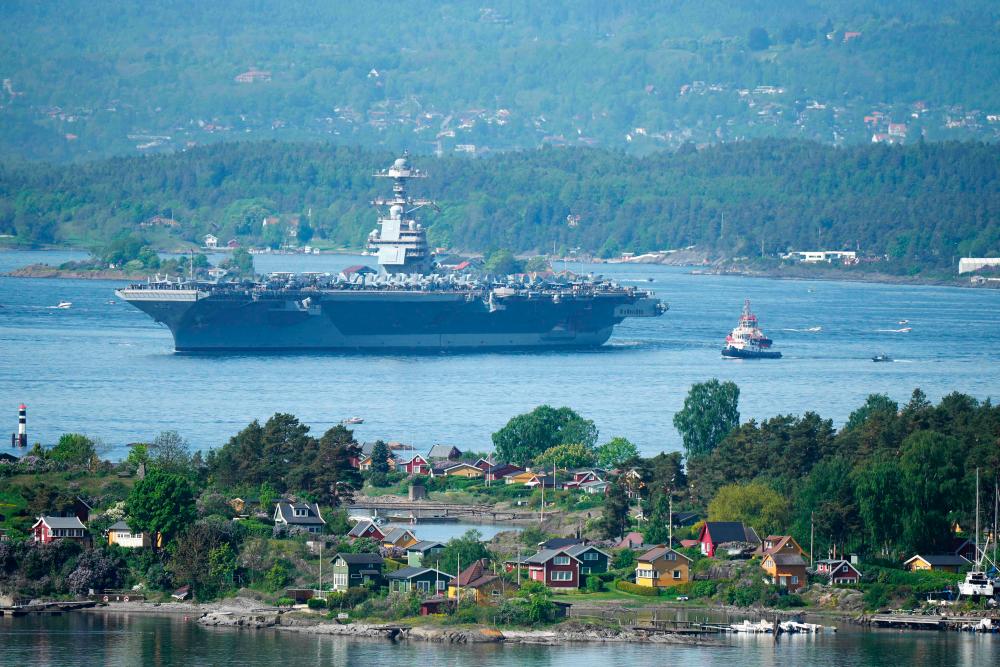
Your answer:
959,258 -> 1000,274
782,250 -> 858,264
32,516 -> 86,544
203,234 -> 219,249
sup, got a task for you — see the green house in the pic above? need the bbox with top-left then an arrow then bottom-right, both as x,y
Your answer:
386,566 -> 452,594
565,544 -> 612,577
330,553 -> 385,591
406,540 -> 445,567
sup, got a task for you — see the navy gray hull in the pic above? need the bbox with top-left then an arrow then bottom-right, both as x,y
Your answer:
117,287 -> 662,351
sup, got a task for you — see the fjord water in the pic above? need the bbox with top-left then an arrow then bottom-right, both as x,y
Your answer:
1,249 -> 999,459
0,252 -> 1000,457
2,611 -> 998,667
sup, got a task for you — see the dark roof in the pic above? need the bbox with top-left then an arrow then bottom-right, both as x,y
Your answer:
539,537 -> 583,550
348,521 -> 382,537
274,501 -> 325,525
672,511 -> 700,526
769,553 -> 806,567
427,444 -> 462,459
108,520 -> 132,531
525,548 -> 581,565
703,522 -> 760,545
486,463 -> 523,476
908,554 -> 969,566
564,544 -> 610,559
638,546 -> 691,563
387,566 -> 452,580
407,540 -> 445,553
333,553 -> 384,565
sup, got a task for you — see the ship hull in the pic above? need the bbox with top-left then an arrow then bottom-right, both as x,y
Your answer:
721,346 -> 782,359
118,288 -> 659,351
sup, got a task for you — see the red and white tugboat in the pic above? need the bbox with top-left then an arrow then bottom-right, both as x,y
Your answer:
722,299 -> 782,359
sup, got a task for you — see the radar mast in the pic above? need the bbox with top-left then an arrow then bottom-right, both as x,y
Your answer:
367,152 -> 438,275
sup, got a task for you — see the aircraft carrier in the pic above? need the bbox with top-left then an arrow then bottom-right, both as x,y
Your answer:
116,154 -> 667,351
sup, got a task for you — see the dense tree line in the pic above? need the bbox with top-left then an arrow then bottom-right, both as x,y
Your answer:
1,2 -> 998,160
2,140 -> 998,270
674,383 -> 1000,559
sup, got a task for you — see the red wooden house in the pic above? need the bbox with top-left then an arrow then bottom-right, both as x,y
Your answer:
524,547 -> 581,589
815,559 -> 862,585
32,516 -> 87,544
697,521 -> 761,557
347,520 -> 386,542
395,453 -> 430,475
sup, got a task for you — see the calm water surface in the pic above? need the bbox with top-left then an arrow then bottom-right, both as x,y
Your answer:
1,612 -> 996,666
2,250 -> 998,458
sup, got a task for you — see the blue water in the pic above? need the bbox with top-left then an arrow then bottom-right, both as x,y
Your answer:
2,249 -> 998,459
1,611 -> 997,666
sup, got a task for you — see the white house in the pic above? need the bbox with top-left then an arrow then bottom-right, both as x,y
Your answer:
203,234 -> 219,249
959,258 -> 1000,274
782,250 -> 857,263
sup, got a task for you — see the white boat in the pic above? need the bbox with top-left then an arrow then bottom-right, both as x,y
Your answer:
958,468 -> 998,598
730,619 -> 773,633
48,301 -> 72,309
341,416 -> 364,425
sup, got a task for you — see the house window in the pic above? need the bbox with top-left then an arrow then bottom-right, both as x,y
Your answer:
672,570 -> 682,580
491,589 -> 501,597
550,571 -> 573,582
436,580 -> 446,591
334,574 -> 348,587
294,508 -> 307,517
666,552 -> 676,560
583,552 -> 598,561
581,567 -> 591,574
636,568 -> 654,579
791,576 -> 799,584
417,581 -> 431,592
553,556 -> 571,565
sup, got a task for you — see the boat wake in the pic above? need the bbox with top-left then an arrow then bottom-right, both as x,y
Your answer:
783,326 -> 822,333
877,327 -> 912,333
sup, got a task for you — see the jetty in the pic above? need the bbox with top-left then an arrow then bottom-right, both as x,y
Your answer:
858,613 -> 1000,632
0,600 -> 96,616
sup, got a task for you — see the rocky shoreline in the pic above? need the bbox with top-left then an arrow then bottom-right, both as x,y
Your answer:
5,263 -> 146,280
196,610 -> 715,645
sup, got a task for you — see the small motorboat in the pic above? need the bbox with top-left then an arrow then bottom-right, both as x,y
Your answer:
341,416 -> 364,425
872,354 -> 893,363
48,301 -> 73,309
898,319 -> 909,325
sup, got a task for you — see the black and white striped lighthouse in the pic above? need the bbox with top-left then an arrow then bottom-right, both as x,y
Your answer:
15,403 -> 27,448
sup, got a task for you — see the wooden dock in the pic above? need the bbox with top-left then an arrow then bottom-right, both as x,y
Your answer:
862,613 -> 999,631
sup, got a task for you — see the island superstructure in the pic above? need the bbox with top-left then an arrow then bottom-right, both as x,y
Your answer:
116,153 -> 667,351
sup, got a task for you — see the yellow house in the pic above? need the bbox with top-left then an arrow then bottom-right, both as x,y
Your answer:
635,546 -> 691,588
107,521 -> 162,549
447,558 -> 507,603
904,554 -> 967,573
382,528 -> 419,550
443,463 -> 484,479
506,470 -> 537,485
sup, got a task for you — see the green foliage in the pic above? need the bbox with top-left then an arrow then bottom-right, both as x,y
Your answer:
220,247 -> 255,277
689,580 -> 717,598
264,563 -> 290,592
307,597 -> 327,610
673,380 -> 740,459
863,583 -> 891,610
617,580 -> 660,596
643,494 -> 672,545
519,525 -> 551,548
707,482 -> 790,537
534,443 -> 596,470
4,141 -> 999,272
146,430 -> 191,475
369,440 -> 391,475
613,549 -> 636,570
599,481 -> 630,540
208,543 -> 237,587
483,249 -> 523,275
48,433 -> 97,466
492,405 -> 598,467
434,529 -> 489,576
595,437 -> 639,469
126,468 -> 196,541
275,597 -> 295,608
585,575 -> 603,593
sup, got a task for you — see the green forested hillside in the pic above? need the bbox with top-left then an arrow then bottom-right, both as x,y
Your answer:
1,1 -> 998,162
2,140 -> 997,269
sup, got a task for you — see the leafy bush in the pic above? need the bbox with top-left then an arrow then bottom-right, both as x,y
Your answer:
585,575 -> 603,593
690,580 -> 718,598
307,597 -> 327,610
616,580 -> 660,596
326,586 -> 371,610
612,549 -> 636,569
863,583 -> 891,610
275,597 -> 294,607
774,593 -> 805,609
